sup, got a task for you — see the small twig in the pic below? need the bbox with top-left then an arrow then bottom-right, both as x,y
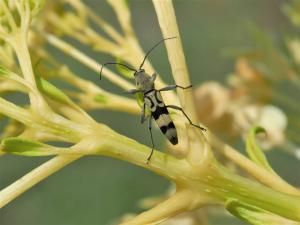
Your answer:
208,132 -> 300,196
0,155 -> 82,208
46,34 -> 134,90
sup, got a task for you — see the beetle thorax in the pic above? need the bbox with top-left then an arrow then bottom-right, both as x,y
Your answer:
134,71 -> 154,92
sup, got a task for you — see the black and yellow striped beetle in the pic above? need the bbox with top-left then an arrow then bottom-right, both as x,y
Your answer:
100,37 -> 206,163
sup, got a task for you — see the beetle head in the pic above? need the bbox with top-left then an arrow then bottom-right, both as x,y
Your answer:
134,69 -> 154,92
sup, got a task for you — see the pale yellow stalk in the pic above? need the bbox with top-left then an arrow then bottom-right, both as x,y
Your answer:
46,34 -> 134,90
56,65 -> 139,113
153,0 -> 211,165
0,155 -> 82,208
120,189 -> 204,225
209,133 -> 300,196
153,0 -> 300,197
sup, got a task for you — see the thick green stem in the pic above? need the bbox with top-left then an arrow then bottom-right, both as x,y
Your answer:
75,133 -> 192,181
29,132 -> 300,222
2,127 -> 300,222
212,163 -> 300,221
97,133 -> 300,222
209,133 -> 300,196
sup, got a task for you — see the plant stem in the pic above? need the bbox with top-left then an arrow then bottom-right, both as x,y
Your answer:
86,4 -> 124,44
110,135 -> 300,221
57,66 -> 139,114
153,0 -> 197,122
0,130 -> 188,208
209,132 -> 300,196
12,35 -> 39,106
3,131 -> 300,221
0,154 -> 82,208
46,34 -> 134,90
120,189 -> 203,225
0,97 -> 32,125
205,162 -> 300,221
153,0 -> 210,165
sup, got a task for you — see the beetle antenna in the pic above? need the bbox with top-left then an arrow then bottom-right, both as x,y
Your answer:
100,62 -> 137,80
139,37 -> 177,70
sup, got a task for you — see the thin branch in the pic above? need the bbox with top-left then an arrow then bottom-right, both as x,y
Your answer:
1,1 -> 17,31
107,0 -> 134,36
0,97 -> 33,125
73,92 -> 140,114
120,190 -> 200,225
46,34 -> 134,90
86,4 -> 124,44
208,132 -> 300,196
0,155 -> 82,208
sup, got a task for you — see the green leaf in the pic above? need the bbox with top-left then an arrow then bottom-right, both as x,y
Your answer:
37,78 -> 72,105
1,137 -> 54,156
33,61 -> 71,105
246,126 -> 275,173
0,64 -> 8,76
29,0 -> 45,16
135,92 -> 151,117
226,199 -> 300,225
136,92 -> 144,108
34,65 -> 86,114
116,58 -> 135,79
282,1 -> 300,28
124,0 -> 129,8
94,94 -> 107,103
34,69 -> 82,111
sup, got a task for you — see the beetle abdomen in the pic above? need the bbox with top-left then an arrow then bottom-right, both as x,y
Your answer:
152,106 -> 178,145
144,90 -> 178,145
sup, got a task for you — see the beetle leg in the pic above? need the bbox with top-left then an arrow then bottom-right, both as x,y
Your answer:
125,89 -> 140,94
141,103 -> 148,124
166,105 -> 206,131
146,116 -> 155,164
159,84 -> 193,92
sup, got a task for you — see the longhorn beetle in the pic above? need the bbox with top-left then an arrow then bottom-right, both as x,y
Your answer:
100,37 -> 206,163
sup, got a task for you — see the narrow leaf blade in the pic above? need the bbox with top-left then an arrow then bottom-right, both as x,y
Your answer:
1,137 -> 55,156
246,126 -> 275,173
226,199 -> 299,225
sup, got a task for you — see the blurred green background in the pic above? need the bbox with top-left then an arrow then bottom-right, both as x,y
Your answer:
0,0 -> 299,225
